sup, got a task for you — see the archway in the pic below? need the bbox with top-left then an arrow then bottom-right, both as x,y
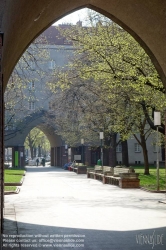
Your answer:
5,110 -> 62,168
1,1 -> 166,87
1,0 -> 166,236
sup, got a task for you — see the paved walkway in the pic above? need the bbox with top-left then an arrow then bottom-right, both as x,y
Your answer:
3,166 -> 166,250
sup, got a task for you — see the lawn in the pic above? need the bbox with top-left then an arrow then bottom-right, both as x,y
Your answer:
134,165 -> 166,191
4,169 -> 24,183
5,169 -> 25,175
4,186 -> 17,192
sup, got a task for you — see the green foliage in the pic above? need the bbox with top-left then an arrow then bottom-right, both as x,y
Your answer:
5,35 -> 51,132
47,12 -> 166,149
24,127 -> 50,158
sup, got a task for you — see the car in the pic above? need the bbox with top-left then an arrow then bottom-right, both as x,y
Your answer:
45,156 -> 50,162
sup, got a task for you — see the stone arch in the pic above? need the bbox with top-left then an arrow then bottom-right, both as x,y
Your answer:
1,0 -> 166,88
5,110 -> 63,168
5,110 -> 62,148
1,0 -> 166,233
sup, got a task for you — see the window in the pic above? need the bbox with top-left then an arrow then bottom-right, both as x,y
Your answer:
28,101 -> 35,110
48,61 -> 55,70
49,101 -> 55,110
116,143 -> 122,152
30,61 -> 35,70
29,82 -> 35,90
135,143 -> 141,152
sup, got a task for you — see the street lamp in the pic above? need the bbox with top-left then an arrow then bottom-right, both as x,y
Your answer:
154,111 -> 161,191
81,139 -> 84,164
100,132 -> 104,169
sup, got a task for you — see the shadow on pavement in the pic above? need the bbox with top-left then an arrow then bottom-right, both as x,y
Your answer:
2,218 -> 166,250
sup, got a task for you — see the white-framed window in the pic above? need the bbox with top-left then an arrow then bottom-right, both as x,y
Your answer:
48,61 -> 55,70
135,143 -> 141,152
28,101 -> 35,110
116,143 -> 122,152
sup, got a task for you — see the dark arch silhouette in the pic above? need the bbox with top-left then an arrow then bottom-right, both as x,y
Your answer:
5,110 -> 62,148
1,1 -> 166,88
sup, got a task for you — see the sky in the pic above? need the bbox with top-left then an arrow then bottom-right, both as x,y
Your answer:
53,8 -> 89,26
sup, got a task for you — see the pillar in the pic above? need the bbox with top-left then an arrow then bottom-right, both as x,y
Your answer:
12,146 -> 25,168
0,32 -> 4,234
51,147 -> 54,166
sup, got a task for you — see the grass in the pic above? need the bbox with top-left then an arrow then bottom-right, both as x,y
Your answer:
4,186 -> 17,192
133,165 -> 166,191
4,169 -> 24,183
5,169 -> 25,175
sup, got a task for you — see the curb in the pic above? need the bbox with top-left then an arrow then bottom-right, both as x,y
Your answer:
9,170 -> 26,176
4,187 -> 20,195
140,187 -> 166,193
4,177 -> 24,186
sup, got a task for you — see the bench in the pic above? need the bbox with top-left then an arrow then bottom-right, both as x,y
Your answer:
87,165 -> 113,181
74,165 -> 87,174
87,165 -> 102,179
104,166 -> 133,185
95,166 -> 113,181
119,173 -> 140,188
69,162 -> 83,171
113,167 -> 130,176
88,165 -> 140,188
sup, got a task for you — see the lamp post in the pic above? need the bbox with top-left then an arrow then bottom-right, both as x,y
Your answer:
81,139 -> 84,164
100,132 -> 104,169
154,111 -> 161,191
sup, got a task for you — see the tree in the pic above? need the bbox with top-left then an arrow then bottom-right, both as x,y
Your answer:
47,11 -> 166,173
24,127 -> 50,159
4,35 -> 51,141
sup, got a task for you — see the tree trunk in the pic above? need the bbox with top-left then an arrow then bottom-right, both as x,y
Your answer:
104,136 -> 111,165
34,148 -> 37,158
109,132 -> 117,167
30,146 -> 33,159
121,140 -> 129,167
38,145 -> 41,157
140,134 -> 149,175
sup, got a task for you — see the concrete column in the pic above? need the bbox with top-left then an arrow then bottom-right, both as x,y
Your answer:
61,146 -> 68,167
54,147 -> 56,166
55,147 -> 58,166
19,146 -> 25,168
51,147 -> 54,166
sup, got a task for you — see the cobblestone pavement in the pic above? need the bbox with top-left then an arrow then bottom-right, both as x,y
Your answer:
3,166 -> 166,250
